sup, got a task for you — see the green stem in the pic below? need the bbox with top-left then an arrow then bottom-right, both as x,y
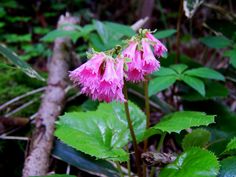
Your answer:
115,162 -> 124,177
149,133 -> 166,177
126,145 -> 132,177
123,83 -> 142,177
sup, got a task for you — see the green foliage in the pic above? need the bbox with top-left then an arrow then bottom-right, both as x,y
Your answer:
0,44 -> 45,81
151,111 -> 215,133
53,141 -> 119,177
55,101 -> 146,161
182,129 -> 211,150
224,137 -> 236,153
149,64 -> 224,96
159,147 -> 220,177
224,49 -> 236,68
182,75 -> 205,96
154,29 -> 176,39
148,76 -> 177,96
200,36 -> 232,48
219,156 -> 236,177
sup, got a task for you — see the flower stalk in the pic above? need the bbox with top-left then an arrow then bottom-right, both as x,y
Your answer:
123,83 -> 142,177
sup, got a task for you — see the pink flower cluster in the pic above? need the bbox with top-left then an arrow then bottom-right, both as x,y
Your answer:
123,32 -> 167,82
69,31 -> 167,102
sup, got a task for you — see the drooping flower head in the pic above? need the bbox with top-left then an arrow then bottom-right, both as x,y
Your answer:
69,52 -> 126,103
122,29 -> 166,82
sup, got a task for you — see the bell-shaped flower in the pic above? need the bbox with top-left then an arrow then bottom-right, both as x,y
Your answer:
142,39 -> 160,74
146,32 -> 167,57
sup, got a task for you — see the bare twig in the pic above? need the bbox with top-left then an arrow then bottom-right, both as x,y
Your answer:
0,135 -> 29,141
22,13 -> 79,177
131,17 -> 149,31
0,87 -> 45,111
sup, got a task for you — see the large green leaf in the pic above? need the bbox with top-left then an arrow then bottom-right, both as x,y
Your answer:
0,44 -> 45,81
224,137 -> 236,153
53,141 -> 119,177
182,129 -> 211,150
55,101 -> 146,162
184,67 -> 225,81
200,36 -> 231,49
219,156 -> 236,177
152,67 -> 177,77
154,29 -> 176,39
159,148 -> 219,177
148,76 -> 177,96
152,111 -> 215,133
182,75 -> 205,96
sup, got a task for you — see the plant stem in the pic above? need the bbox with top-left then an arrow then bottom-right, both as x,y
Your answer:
143,77 -> 150,177
126,145 -> 132,177
123,83 -> 142,177
116,162 -> 124,177
149,133 -> 166,177
175,0 -> 184,64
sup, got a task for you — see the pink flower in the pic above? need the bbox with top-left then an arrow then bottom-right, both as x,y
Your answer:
146,32 -> 167,57
69,53 -> 125,103
122,42 -> 138,59
126,50 -> 144,82
142,39 -> 160,74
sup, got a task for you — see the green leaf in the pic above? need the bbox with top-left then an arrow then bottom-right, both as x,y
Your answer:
55,101 -> 146,162
224,137 -> 236,153
182,75 -> 205,96
154,29 -> 176,39
148,76 -> 177,96
31,175 -> 75,177
159,147 -> 219,177
182,129 -> 211,150
219,156 -> 236,177
53,140 -> 119,177
152,67 -> 177,77
224,49 -> 236,68
104,22 -> 135,37
93,20 -> 109,44
41,29 -> 80,43
152,111 -> 215,133
170,64 -> 188,74
0,44 -> 45,81
184,67 -> 225,81
200,36 -> 231,49
182,81 -> 228,101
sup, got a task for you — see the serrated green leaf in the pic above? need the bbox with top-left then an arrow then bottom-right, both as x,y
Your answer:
219,156 -> 236,177
152,67 -> 177,76
224,137 -> 236,153
152,111 -> 215,133
53,141 -> 119,177
154,29 -> 176,39
200,36 -> 231,49
0,44 -> 45,81
148,76 -> 177,96
159,147 -> 220,177
170,64 -> 188,74
55,101 -> 146,162
182,129 -> 211,150
184,67 -> 225,81
182,75 -> 205,96
224,49 -> 236,68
